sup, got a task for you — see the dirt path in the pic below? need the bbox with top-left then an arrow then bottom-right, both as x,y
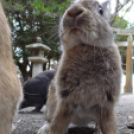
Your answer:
13,94 -> 134,134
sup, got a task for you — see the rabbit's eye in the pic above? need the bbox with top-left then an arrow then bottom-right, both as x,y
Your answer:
98,6 -> 103,15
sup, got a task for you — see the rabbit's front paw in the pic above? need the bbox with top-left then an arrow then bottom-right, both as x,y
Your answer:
37,122 -> 50,134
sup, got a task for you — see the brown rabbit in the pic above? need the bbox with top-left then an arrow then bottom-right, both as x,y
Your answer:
0,2 -> 23,134
38,0 -> 122,134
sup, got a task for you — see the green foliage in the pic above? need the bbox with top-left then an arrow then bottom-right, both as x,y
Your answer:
113,16 -> 128,29
3,0 -> 71,79
3,0 -> 133,79
113,16 -> 132,42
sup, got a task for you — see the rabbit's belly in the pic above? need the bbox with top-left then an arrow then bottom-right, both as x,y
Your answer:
71,105 -> 97,126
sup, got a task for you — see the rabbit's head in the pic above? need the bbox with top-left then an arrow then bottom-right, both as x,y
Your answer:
59,0 -> 114,50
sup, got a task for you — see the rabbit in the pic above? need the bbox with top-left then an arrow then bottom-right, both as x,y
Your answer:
38,0 -> 122,134
0,2 -> 23,134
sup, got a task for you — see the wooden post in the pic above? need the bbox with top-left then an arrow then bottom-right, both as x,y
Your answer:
113,28 -> 134,93
125,35 -> 133,93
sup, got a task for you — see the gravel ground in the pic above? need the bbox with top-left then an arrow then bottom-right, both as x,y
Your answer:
13,94 -> 134,134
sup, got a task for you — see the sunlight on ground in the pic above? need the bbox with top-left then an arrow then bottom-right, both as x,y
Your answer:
121,74 -> 134,94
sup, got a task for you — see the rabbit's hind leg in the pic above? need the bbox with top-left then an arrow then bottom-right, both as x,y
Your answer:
49,103 -> 73,134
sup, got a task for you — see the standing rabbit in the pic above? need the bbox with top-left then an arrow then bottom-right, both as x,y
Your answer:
38,0 -> 122,134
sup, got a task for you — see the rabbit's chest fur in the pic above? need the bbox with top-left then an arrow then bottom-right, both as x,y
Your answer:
55,44 -> 121,124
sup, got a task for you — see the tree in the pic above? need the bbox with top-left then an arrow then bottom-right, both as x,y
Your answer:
110,0 -> 134,72
3,0 -> 71,80
110,0 -> 134,26
2,0 -> 134,79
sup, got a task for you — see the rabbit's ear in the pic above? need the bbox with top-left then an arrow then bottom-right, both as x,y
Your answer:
101,0 -> 110,20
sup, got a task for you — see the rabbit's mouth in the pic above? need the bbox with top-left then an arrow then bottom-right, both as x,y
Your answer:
62,17 -> 83,33
71,27 -> 82,33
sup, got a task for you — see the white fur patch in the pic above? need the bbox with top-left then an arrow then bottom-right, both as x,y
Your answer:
37,122 -> 50,134
90,31 -> 98,39
12,124 -> 16,132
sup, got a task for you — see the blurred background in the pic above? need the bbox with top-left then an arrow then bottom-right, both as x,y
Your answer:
1,0 -> 134,93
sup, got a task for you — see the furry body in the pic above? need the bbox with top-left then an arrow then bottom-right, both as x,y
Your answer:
38,0 -> 122,134
38,44 -> 122,134
55,44 -> 121,125
0,3 -> 23,134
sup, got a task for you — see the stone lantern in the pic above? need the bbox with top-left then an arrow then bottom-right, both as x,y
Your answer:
26,37 -> 51,77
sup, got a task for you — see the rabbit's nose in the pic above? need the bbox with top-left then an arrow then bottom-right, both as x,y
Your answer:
67,8 -> 83,18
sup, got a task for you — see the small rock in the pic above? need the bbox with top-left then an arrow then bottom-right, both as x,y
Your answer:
127,116 -> 134,120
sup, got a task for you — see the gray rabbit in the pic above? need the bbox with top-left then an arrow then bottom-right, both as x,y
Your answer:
38,0 -> 122,134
